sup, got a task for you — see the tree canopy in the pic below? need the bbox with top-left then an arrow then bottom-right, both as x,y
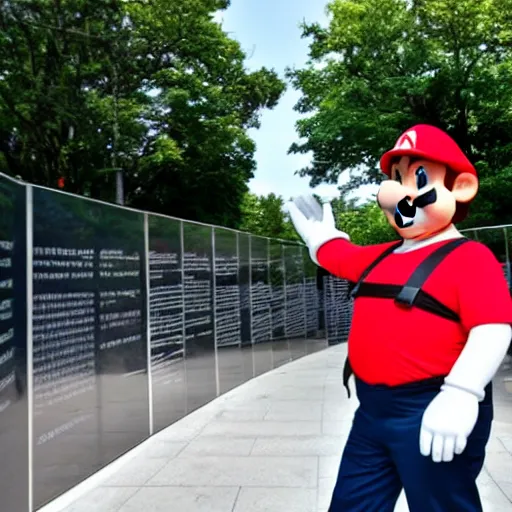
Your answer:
332,197 -> 397,245
238,192 -> 299,241
236,191 -> 396,246
0,0 -> 285,227
288,0 -> 512,228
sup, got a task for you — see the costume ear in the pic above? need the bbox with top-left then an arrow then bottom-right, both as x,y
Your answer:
451,172 -> 478,203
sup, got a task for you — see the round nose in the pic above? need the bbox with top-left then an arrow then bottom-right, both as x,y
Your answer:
377,181 -> 417,210
400,186 -> 418,201
400,185 -> 418,203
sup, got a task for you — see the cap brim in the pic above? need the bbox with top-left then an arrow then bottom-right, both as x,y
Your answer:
380,148 -> 434,176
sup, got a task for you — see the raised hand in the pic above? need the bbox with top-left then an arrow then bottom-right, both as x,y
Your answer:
293,194 -> 325,222
285,194 -> 349,264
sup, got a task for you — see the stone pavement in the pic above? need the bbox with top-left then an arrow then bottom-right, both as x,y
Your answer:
41,344 -> 512,512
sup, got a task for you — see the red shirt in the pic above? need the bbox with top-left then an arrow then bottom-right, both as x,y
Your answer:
318,238 -> 512,386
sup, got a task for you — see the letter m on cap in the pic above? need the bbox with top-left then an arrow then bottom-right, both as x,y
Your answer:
395,130 -> 417,150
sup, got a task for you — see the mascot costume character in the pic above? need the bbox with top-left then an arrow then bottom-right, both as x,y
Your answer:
287,125 -> 512,512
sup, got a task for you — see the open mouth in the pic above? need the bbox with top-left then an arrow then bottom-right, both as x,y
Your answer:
394,209 -> 414,228
395,197 -> 416,228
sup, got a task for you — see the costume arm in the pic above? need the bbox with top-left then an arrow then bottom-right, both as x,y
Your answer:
317,239 -> 367,281
443,323 -> 511,401
420,243 -> 512,462
448,242 -> 512,400
420,323 -> 511,462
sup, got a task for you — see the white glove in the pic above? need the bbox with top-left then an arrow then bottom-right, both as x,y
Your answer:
286,194 -> 349,265
420,323 -> 511,462
419,386 -> 479,463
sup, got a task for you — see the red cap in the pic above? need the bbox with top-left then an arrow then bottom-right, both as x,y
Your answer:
380,124 -> 477,177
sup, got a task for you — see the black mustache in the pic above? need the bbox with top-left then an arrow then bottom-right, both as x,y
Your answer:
414,187 -> 437,208
396,188 -> 437,217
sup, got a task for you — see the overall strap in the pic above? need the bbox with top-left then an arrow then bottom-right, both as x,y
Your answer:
395,237 -> 470,307
343,358 -> 354,399
348,240 -> 404,299
355,283 -> 460,322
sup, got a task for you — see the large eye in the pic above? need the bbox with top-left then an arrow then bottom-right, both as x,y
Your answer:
416,166 -> 428,189
394,169 -> 402,184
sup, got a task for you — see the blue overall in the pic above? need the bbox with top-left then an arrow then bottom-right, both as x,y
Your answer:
329,377 -> 493,512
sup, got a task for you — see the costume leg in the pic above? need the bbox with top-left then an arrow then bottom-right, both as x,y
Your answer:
328,408 -> 402,512
392,393 -> 493,512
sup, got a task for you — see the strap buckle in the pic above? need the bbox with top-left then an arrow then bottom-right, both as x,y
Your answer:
394,286 -> 420,308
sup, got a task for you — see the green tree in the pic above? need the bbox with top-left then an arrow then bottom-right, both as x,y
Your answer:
288,0 -> 512,228
0,0 -> 285,227
332,198 -> 397,245
125,0 -> 285,227
238,192 -> 299,240
0,0 -> 126,191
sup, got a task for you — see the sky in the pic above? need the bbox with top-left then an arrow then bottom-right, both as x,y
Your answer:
216,0 -> 379,203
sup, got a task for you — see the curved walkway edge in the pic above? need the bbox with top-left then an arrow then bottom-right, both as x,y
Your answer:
38,344 -> 512,512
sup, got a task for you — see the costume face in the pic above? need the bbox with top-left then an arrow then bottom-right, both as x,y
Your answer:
377,156 -> 478,240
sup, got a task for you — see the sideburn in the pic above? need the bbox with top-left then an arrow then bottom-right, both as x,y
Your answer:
444,168 -> 470,224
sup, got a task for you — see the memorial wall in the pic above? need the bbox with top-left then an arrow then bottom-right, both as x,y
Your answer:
0,176 -> 29,512
283,244 -> 306,340
31,188 -> 149,507
269,240 -> 285,340
323,276 -> 354,346
148,216 -> 187,433
304,254 -> 320,338
14,177 -> 512,511
0,172 -> 355,511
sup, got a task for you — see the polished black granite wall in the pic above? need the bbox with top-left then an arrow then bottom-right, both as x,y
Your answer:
0,173 -> 340,511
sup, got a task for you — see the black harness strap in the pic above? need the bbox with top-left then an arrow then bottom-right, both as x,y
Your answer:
395,237 -> 470,308
347,240 -> 404,299
342,237 -> 471,398
354,284 -> 460,322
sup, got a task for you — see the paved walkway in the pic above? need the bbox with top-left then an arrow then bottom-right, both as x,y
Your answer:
41,345 -> 512,512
